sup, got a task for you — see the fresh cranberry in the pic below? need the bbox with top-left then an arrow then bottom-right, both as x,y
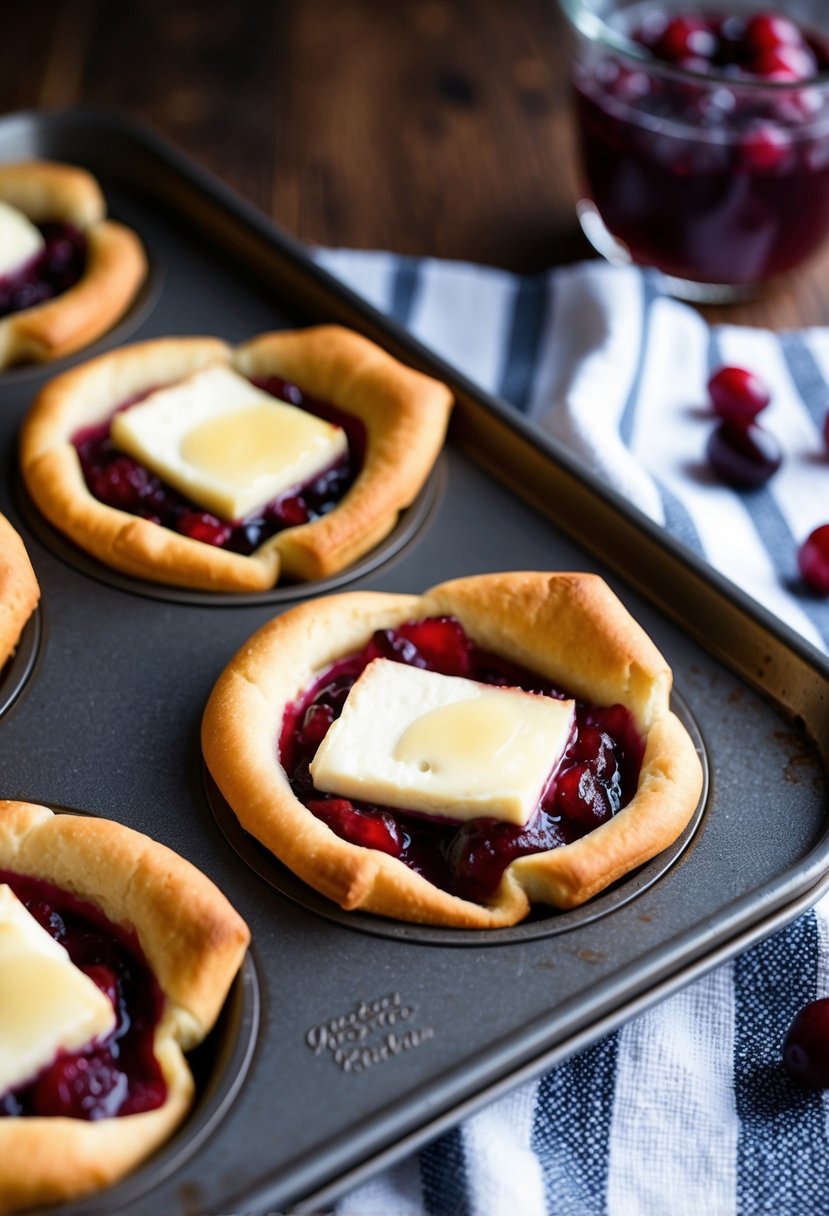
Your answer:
706,419 -> 782,487
746,13 -> 807,55
708,366 -> 771,421
753,44 -> 818,81
32,1054 -> 129,1120
657,16 -> 717,63
307,799 -> 404,857
177,511 -> 232,546
739,123 -> 792,172
782,997 -> 829,1087
797,525 -> 829,594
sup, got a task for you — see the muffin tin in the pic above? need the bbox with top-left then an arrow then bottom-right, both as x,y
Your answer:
0,110 -> 827,1214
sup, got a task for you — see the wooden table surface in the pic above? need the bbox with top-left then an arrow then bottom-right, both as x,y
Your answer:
5,0 -> 829,331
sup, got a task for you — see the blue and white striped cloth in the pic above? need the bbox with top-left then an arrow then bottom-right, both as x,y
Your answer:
313,251 -> 829,1216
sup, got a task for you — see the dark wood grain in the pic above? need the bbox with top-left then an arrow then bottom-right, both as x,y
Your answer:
4,0 -> 829,328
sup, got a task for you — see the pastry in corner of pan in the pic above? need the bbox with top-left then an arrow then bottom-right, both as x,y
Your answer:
0,512 -> 39,671
201,569 -> 705,929
19,325 -> 453,592
0,799 -> 250,1214
0,159 -> 147,369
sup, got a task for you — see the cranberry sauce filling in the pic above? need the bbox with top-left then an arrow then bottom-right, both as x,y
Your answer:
280,616 -> 645,905
0,869 -> 166,1120
72,376 -> 363,556
0,222 -> 86,318
575,9 -> 829,285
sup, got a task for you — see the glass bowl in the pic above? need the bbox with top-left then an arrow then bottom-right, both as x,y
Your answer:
558,0 -> 829,301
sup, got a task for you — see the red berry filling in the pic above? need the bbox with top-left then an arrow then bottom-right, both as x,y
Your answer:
0,871 -> 166,1120
72,375 -> 363,558
574,10 -> 829,285
0,222 -> 86,318
279,616 -> 645,905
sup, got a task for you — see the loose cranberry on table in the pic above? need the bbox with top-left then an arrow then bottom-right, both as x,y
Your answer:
782,997 -> 829,1087
707,366 -> 771,422
706,418 -> 782,487
797,525 -> 829,594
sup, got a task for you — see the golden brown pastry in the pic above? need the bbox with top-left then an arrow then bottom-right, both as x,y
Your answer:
202,571 -> 704,929
0,514 -> 39,670
0,800 -> 249,1214
0,161 -> 146,369
20,327 -> 453,591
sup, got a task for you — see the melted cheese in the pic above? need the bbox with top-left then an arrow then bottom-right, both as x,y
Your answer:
110,365 -> 347,520
310,659 -> 575,825
0,200 -> 45,278
0,885 -> 116,1094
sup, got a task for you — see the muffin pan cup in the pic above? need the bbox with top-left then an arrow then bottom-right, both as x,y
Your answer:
0,110 -> 827,1214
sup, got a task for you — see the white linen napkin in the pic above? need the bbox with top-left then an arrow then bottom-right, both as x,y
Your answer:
312,250 -> 829,1216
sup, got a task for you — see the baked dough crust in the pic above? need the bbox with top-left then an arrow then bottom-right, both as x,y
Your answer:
0,514 -> 39,670
0,161 -> 146,370
20,327 -> 453,591
0,800 -> 249,1214
202,571 -> 704,929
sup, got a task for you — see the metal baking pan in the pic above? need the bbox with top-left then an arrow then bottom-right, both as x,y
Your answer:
0,108 -> 826,1215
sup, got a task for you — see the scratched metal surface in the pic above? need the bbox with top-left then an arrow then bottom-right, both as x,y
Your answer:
0,112 -> 826,1215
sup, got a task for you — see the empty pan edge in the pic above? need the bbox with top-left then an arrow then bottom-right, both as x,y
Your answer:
203,689 -> 709,947
0,609 -> 41,720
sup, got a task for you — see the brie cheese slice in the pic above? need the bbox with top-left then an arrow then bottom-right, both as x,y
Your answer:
0,885 -> 116,1094
111,365 -> 347,521
0,200 -> 45,279
310,658 -> 575,826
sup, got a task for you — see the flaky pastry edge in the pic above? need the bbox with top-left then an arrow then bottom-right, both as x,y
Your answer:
0,800 -> 250,1214
20,326 -> 453,590
0,160 -> 147,369
201,571 -> 704,929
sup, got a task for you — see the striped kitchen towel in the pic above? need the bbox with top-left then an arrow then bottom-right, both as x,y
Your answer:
312,250 -> 829,1216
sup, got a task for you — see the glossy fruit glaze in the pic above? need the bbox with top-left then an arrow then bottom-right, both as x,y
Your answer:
0,869 -> 165,1120
73,375 -> 363,556
574,8 -> 829,284
0,222 -> 86,318
279,616 -> 645,905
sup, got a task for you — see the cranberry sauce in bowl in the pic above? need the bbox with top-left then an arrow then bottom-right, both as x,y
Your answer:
0,223 -> 86,318
280,616 -> 645,906
560,0 -> 829,297
0,870 -> 166,1120
72,376 -> 362,556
